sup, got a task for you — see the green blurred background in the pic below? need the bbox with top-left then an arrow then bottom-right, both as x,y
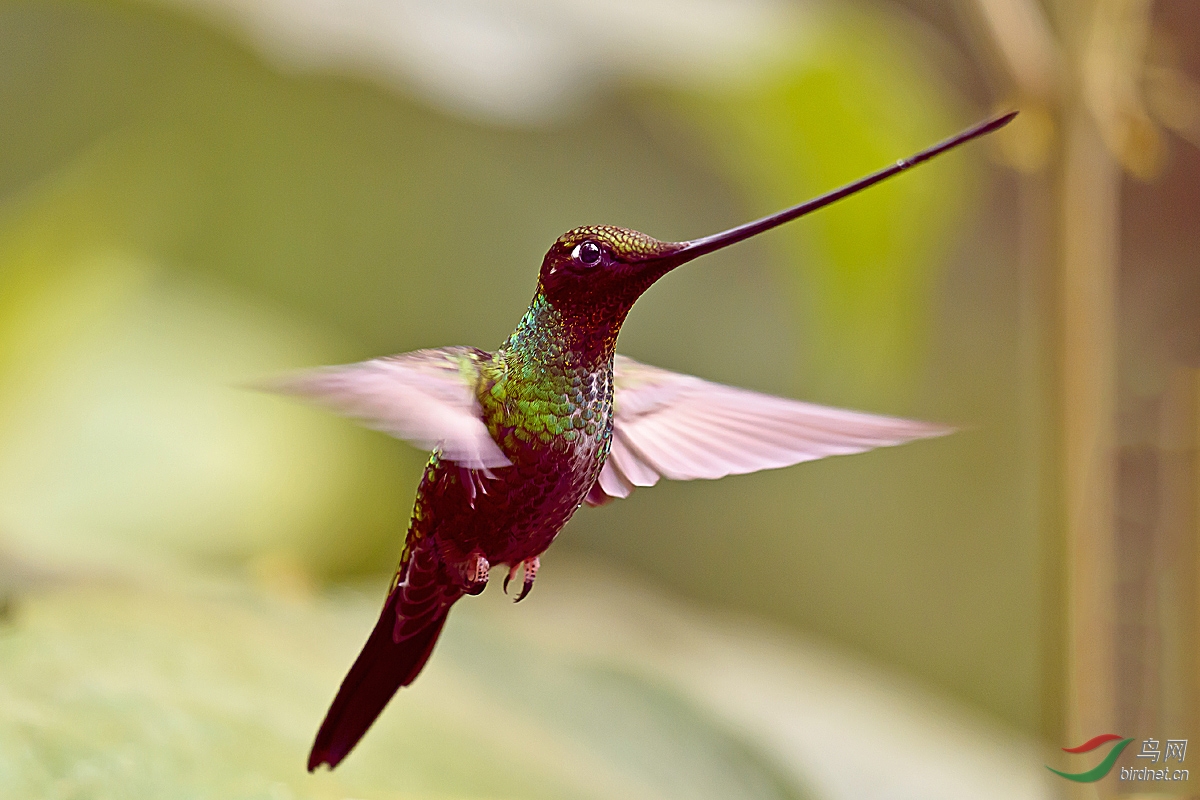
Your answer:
0,1 -> 1197,798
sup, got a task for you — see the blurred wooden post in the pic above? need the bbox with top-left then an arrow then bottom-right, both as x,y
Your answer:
978,0 -> 1124,785
1060,101 -> 1119,798
1158,369 -> 1199,748
973,4 -> 1199,792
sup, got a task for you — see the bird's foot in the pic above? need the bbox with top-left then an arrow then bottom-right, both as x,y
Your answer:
502,557 -> 539,603
462,550 -> 489,595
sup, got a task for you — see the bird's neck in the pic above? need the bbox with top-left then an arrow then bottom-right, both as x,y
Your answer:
503,290 -> 621,375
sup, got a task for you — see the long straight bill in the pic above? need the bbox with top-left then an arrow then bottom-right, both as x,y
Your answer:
665,111 -> 1016,263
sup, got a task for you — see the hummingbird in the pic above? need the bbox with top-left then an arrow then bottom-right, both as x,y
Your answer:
274,112 -> 1016,771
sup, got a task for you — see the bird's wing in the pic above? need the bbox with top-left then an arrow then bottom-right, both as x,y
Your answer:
588,354 -> 952,504
262,346 -> 510,469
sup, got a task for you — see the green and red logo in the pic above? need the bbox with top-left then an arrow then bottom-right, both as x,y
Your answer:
1046,734 -> 1134,782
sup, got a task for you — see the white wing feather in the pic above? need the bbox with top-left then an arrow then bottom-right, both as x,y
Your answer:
262,346 -> 510,469
590,354 -> 951,503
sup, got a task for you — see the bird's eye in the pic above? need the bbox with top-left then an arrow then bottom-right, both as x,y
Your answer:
572,240 -> 603,267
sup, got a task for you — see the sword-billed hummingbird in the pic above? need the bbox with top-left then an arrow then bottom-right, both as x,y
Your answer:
272,112 -> 1016,771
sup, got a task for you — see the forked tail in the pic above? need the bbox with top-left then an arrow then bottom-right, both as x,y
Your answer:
308,541 -> 459,771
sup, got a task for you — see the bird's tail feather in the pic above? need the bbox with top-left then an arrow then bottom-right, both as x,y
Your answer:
307,586 -> 453,771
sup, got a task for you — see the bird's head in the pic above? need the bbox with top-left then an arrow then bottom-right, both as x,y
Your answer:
535,225 -> 686,329
534,112 -> 1017,338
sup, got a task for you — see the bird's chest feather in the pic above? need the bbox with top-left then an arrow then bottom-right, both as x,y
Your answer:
424,353 -> 614,561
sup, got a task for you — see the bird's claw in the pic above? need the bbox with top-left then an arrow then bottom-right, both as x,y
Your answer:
503,557 -> 538,603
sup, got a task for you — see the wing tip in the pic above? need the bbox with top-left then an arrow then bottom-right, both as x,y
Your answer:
235,373 -> 297,396
239,368 -> 342,401
917,421 -> 958,440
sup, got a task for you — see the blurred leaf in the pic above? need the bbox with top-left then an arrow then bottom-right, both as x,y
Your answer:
0,559 -> 1049,800
0,572 -> 818,800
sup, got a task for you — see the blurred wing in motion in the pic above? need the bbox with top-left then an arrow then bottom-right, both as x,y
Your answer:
263,346 -> 510,469
588,354 -> 953,504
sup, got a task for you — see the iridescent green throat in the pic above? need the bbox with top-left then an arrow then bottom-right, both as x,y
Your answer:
479,290 -> 615,454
